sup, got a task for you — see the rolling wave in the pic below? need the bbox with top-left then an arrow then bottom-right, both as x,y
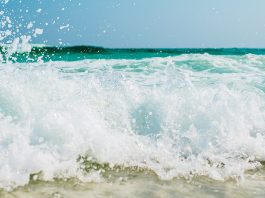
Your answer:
0,53 -> 265,189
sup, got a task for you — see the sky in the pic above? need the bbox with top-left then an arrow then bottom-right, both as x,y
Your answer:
2,0 -> 265,48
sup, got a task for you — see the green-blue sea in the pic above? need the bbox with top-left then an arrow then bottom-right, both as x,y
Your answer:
1,47 -> 265,197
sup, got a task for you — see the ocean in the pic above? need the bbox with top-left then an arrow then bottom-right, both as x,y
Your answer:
1,47 -> 265,197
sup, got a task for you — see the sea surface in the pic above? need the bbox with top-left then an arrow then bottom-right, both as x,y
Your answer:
1,47 -> 265,197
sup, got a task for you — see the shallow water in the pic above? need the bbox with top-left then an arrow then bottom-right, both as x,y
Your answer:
2,168 -> 265,198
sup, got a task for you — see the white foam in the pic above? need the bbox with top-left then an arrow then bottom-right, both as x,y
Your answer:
0,55 -> 265,189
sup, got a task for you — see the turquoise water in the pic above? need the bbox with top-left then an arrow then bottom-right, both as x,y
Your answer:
1,47 -> 265,197
2,46 -> 265,62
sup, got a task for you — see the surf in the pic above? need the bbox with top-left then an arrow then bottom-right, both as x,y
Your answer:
1,53 -> 265,190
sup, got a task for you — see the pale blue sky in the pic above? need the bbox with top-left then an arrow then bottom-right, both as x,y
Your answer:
2,0 -> 265,48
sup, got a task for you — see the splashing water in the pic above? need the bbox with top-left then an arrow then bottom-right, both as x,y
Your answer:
1,51 -> 265,191
1,1 -> 265,197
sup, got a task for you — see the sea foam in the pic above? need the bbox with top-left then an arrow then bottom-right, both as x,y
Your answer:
1,54 -> 265,189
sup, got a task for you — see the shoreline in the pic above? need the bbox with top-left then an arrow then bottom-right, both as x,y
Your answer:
1,168 -> 265,198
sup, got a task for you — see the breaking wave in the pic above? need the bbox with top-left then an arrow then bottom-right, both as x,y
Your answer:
1,53 -> 265,189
